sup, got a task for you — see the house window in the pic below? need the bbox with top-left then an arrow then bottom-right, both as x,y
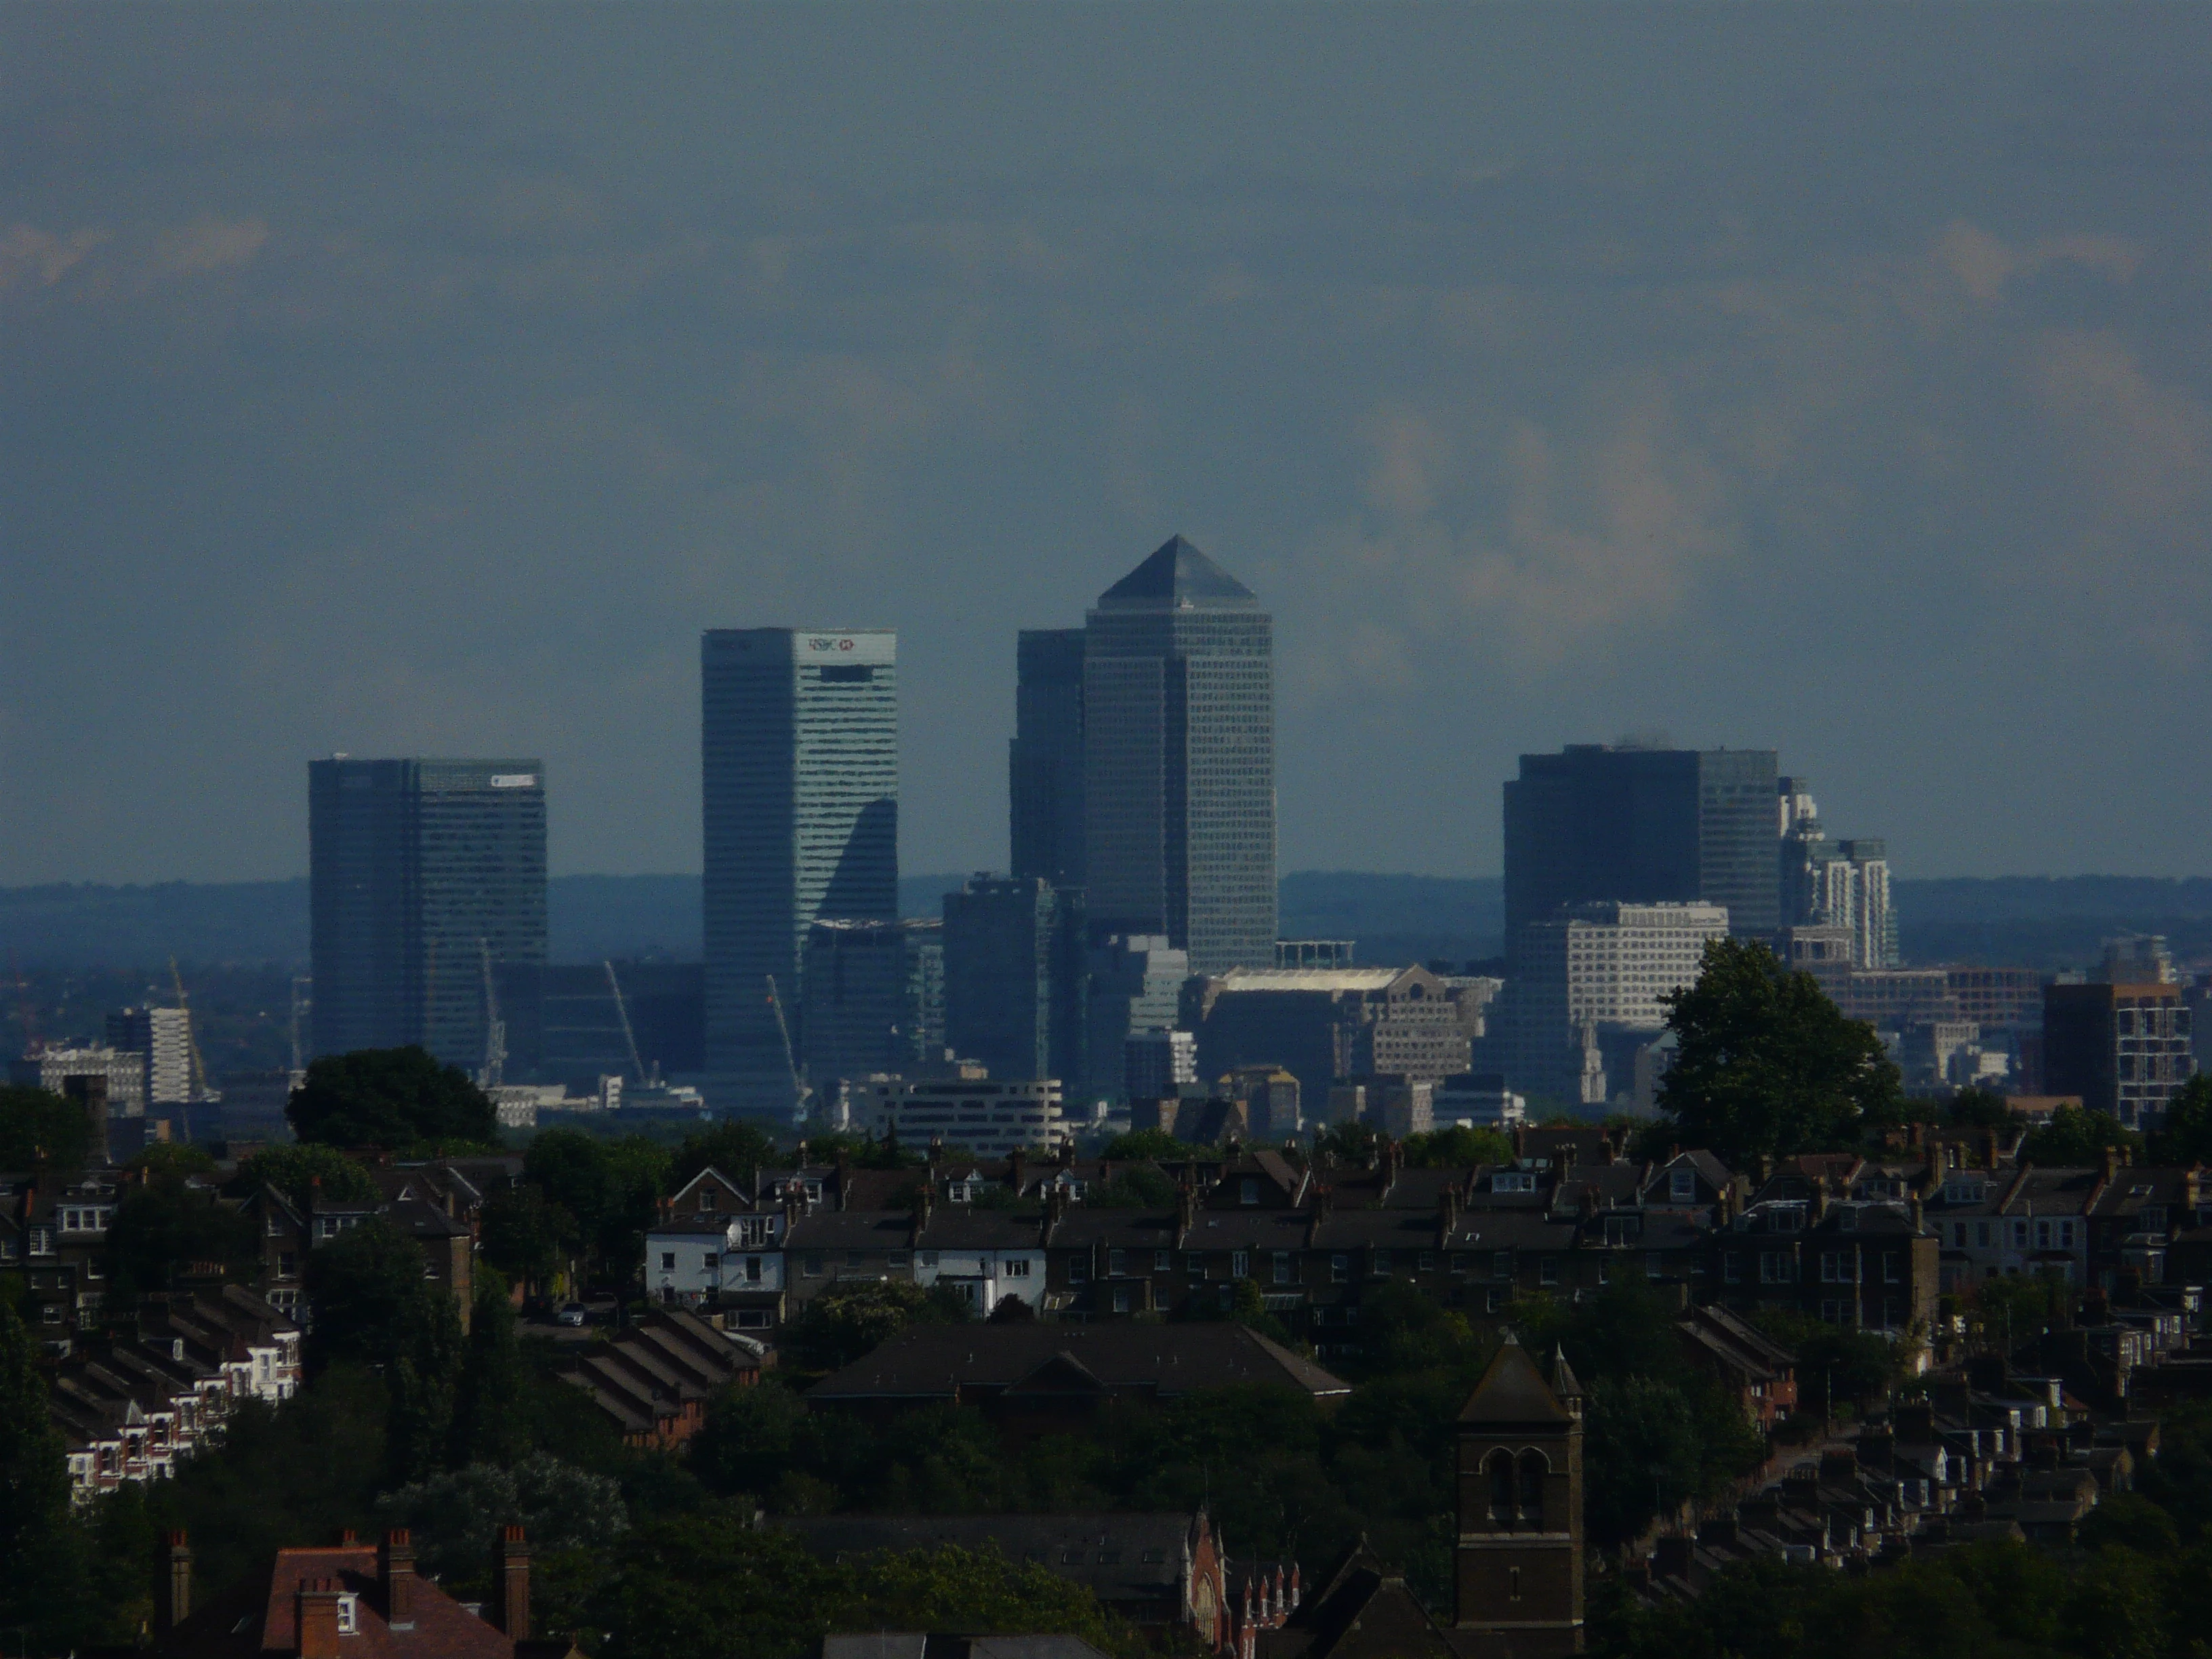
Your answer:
1723,1254 -> 1742,1284
1976,1222 -> 1992,1248
1154,1251 -> 1172,1273
1419,1252 -> 1437,1272
1005,1258 -> 1031,1278
1331,1254 -> 1349,1283
266,1215 -> 283,1237
920,1251 -> 939,1268
1759,1252 -> 1792,1284
2012,1221 -> 2028,1248
701,1252 -> 717,1273
1232,1250 -> 1250,1278
1241,1179 -> 1260,1206
1492,1172 -> 1536,1193
2035,1221 -> 2051,1250
804,1252 -> 825,1277
1883,1254 -> 1901,1284
1373,1250 -> 1393,1277
1112,1286 -> 1132,1314
1539,1257 -> 1559,1286
1186,1253 -> 1205,1277
746,1256 -> 762,1282
1069,1257 -> 1090,1284
336,1596 -> 358,1635
1486,1287 -> 1506,1313
1597,1258 -> 1610,1285
1494,1250 -> 1512,1280
1671,1169 -> 1696,1202
279,1252 -> 298,1277
1109,1249 -> 1127,1276
700,1187 -> 718,1208
1450,1253 -> 1469,1272
1273,1252 -> 1293,1284
659,1252 -> 676,1271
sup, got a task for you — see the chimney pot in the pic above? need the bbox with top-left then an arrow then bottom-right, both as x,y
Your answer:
498,1525 -> 531,1640
162,1530 -> 192,1634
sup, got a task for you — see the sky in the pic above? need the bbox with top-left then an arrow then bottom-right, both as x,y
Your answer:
5,3 -> 2212,886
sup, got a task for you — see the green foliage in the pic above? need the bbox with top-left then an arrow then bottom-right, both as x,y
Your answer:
1965,1271 -> 2072,1353
779,1280 -> 971,1372
1100,1128 -> 1187,1160
669,1120 -> 783,1188
0,1084 -> 94,1170
377,1452 -> 629,1586
126,1141 -> 218,1178
1401,1124 -> 1516,1168
1747,1308 -> 1904,1411
0,1297 -> 84,1648
1945,1086 -> 2015,1129
287,1046 -> 498,1149
1311,1120 -> 1379,1166
386,1267 -> 466,1486
1349,1279 -> 1486,1376
1087,1164 -> 1179,1208
232,1141 -> 382,1206
799,1130 -> 925,1170
1656,937 -> 1904,1161
103,1170 -> 260,1300
304,1217 -> 433,1368
478,1183 -> 571,1290
2151,1075 -> 2212,1165
525,1128 -> 669,1284
2020,1104 -> 2139,1167
451,1268 -> 531,1468
2078,1495 -> 2180,1555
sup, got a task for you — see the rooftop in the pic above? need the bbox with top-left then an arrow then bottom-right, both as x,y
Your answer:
1094,535 -> 1259,612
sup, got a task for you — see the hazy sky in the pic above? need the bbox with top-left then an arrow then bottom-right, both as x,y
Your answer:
7,4 -> 2212,885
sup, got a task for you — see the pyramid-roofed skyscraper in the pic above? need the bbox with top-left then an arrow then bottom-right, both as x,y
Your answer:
1082,535 -> 1276,977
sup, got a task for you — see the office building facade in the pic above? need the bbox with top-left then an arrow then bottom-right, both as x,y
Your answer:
701,628 -> 898,1111
1084,933 -> 1189,1099
105,1006 -> 194,1105
942,876 -> 1086,1085
308,757 -> 547,1071
1503,744 -> 1777,945
851,1077 -> 1072,1157
802,918 -> 946,1086
1083,537 -> 1276,977
1009,628 -> 1086,888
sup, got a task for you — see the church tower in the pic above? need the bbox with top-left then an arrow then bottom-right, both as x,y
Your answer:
1452,1334 -> 1584,1656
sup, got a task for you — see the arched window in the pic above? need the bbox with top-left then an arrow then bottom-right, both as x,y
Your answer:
1486,1449 -> 1514,1523
1518,1450 -> 1549,1526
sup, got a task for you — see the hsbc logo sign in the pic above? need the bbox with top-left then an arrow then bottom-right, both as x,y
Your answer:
807,637 -> 857,652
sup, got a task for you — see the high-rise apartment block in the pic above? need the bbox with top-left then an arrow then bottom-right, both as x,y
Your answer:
701,628 -> 897,1113
1777,777 -> 1896,968
2043,938 -> 2198,1129
105,1006 -> 195,1105
1008,628 -> 1086,889
1503,744 -> 1778,945
1082,537 -> 1277,977
942,876 -> 1086,1086
308,757 -> 547,1071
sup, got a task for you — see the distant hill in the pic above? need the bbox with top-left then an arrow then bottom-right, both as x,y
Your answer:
4,871 -> 2209,973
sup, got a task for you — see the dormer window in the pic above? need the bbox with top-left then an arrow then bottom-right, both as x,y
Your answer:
1491,1172 -> 1536,1194
1671,1169 -> 1696,1202
335,1595 -> 358,1635
700,1186 -> 717,1208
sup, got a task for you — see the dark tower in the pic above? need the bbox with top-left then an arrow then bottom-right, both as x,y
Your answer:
1454,1334 -> 1584,1656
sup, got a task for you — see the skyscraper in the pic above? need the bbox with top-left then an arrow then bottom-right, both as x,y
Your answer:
1502,743 -> 1778,944
1082,535 -> 1275,977
701,628 -> 897,1113
942,875 -> 1087,1085
1008,628 -> 1086,888
308,757 -> 547,1071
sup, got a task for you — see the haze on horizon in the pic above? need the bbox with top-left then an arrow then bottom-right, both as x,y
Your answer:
5,4 -> 2211,888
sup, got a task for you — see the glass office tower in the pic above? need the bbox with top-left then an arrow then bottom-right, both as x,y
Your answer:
308,757 -> 547,1071
1501,744 -> 1779,946
1009,628 -> 1086,888
701,628 -> 897,1113
1083,535 -> 1276,977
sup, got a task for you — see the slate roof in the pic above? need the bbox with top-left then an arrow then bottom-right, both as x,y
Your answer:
1252,1542 -> 1456,1659
1094,535 -> 1258,611
161,1543 -> 513,1659
1458,1334 -> 1571,1425
808,1323 -> 1350,1404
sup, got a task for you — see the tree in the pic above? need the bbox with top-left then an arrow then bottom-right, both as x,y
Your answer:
523,1129 -> 666,1287
2019,1105 -> 2139,1168
1656,937 -> 1903,1162
670,1120 -> 783,1189
451,1267 -> 531,1468
305,1218 -> 434,1368
0,1298 -> 84,1647
386,1280 -> 465,1486
2150,1076 -> 2212,1166
0,1084 -> 94,1170
232,1142 -> 382,1206
1311,1120 -> 1379,1166
287,1047 -> 498,1149
1100,1128 -> 1185,1160
103,1172 -> 259,1300
1945,1086 -> 2014,1129
377,1452 -> 628,1587
478,1184 -> 570,1294
779,1280 -> 970,1372
126,1142 -> 217,1179
1402,1124 -> 1515,1168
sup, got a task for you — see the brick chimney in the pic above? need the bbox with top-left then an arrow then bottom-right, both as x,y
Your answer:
161,1530 -> 192,1634
497,1525 -> 530,1639
1010,1147 -> 1027,1195
380,1530 -> 415,1627
297,1579 -> 342,1659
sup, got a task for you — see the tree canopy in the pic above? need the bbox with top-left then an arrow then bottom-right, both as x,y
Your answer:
2020,1104 -> 2139,1167
0,1084 -> 95,1170
1655,937 -> 1903,1162
232,1141 -> 382,1206
2150,1076 -> 2212,1166
669,1120 -> 783,1189
103,1171 -> 259,1300
1403,1124 -> 1515,1168
287,1047 -> 499,1149
777,1280 -> 972,1372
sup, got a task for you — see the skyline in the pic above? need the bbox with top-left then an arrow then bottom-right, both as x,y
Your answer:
9,5 -> 2212,886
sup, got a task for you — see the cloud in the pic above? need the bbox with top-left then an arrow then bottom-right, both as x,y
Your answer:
150,216 -> 270,278
0,223 -> 109,291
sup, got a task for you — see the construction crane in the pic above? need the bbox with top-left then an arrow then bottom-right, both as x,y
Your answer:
9,956 -> 39,1057
478,939 -> 506,1090
288,976 -> 310,1075
764,974 -> 810,1122
603,960 -> 646,1083
168,958 -> 210,1102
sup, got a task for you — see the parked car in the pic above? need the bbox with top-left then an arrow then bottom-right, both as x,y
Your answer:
556,1302 -> 589,1327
